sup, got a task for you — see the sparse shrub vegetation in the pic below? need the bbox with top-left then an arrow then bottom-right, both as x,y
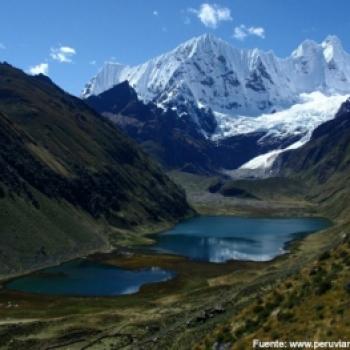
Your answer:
271,330 -> 279,340
316,279 -> 332,295
336,307 -> 344,316
331,262 -> 343,272
277,310 -> 295,322
253,304 -> 264,314
215,326 -> 234,344
344,283 -> 350,293
285,281 -> 292,289
315,304 -> 324,312
319,251 -> 331,261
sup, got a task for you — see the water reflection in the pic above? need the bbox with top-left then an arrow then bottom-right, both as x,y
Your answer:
152,216 -> 330,263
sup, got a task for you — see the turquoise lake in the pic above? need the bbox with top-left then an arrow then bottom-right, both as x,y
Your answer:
6,259 -> 174,296
6,216 -> 330,296
151,216 -> 330,263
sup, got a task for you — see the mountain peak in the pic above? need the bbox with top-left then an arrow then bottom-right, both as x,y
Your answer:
100,61 -> 127,72
292,39 -> 319,58
322,35 -> 342,48
192,33 -> 221,43
197,32 -> 216,41
322,35 -> 346,63
180,33 -> 229,52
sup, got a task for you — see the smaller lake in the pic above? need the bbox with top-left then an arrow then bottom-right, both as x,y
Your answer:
151,216 -> 330,263
6,260 -> 174,296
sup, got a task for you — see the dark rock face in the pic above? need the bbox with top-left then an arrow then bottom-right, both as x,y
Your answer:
86,80 -> 138,115
245,61 -> 273,92
220,186 -> 258,199
246,71 -> 267,92
208,179 -> 223,193
86,82 -> 296,174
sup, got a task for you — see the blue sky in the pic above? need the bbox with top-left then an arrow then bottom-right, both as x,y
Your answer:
1,0 -> 350,95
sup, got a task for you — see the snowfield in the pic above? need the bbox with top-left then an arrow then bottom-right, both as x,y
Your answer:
213,91 -> 348,140
240,140 -> 306,170
238,92 -> 348,169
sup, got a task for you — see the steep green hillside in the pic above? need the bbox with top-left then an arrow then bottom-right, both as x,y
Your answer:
0,63 -> 193,277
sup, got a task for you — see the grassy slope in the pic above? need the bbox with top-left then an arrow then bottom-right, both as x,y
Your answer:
168,171 -> 317,217
0,63 -> 193,276
0,192 -> 108,278
199,226 -> 350,349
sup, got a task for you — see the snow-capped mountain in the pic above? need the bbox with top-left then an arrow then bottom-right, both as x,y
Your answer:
83,34 -> 350,116
83,35 -> 289,117
83,34 -> 350,172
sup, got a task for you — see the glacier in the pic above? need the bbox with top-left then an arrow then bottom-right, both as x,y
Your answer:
82,34 -> 350,170
238,92 -> 348,169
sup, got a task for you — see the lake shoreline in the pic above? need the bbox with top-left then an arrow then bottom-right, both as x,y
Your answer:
0,217 -> 189,285
0,180 -> 326,286
1,215 -> 331,297
5,259 -> 176,298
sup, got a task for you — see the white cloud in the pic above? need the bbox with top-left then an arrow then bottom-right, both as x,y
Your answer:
153,10 -> 159,16
50,46 -> 76,63
89,60 -> 97,65
233,26 -> 247,40
233,25 -> 265,40
0,43 -> 5,50
248,26 -> 265,38
189,3 -> 232,28
28,63 -> 49,75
